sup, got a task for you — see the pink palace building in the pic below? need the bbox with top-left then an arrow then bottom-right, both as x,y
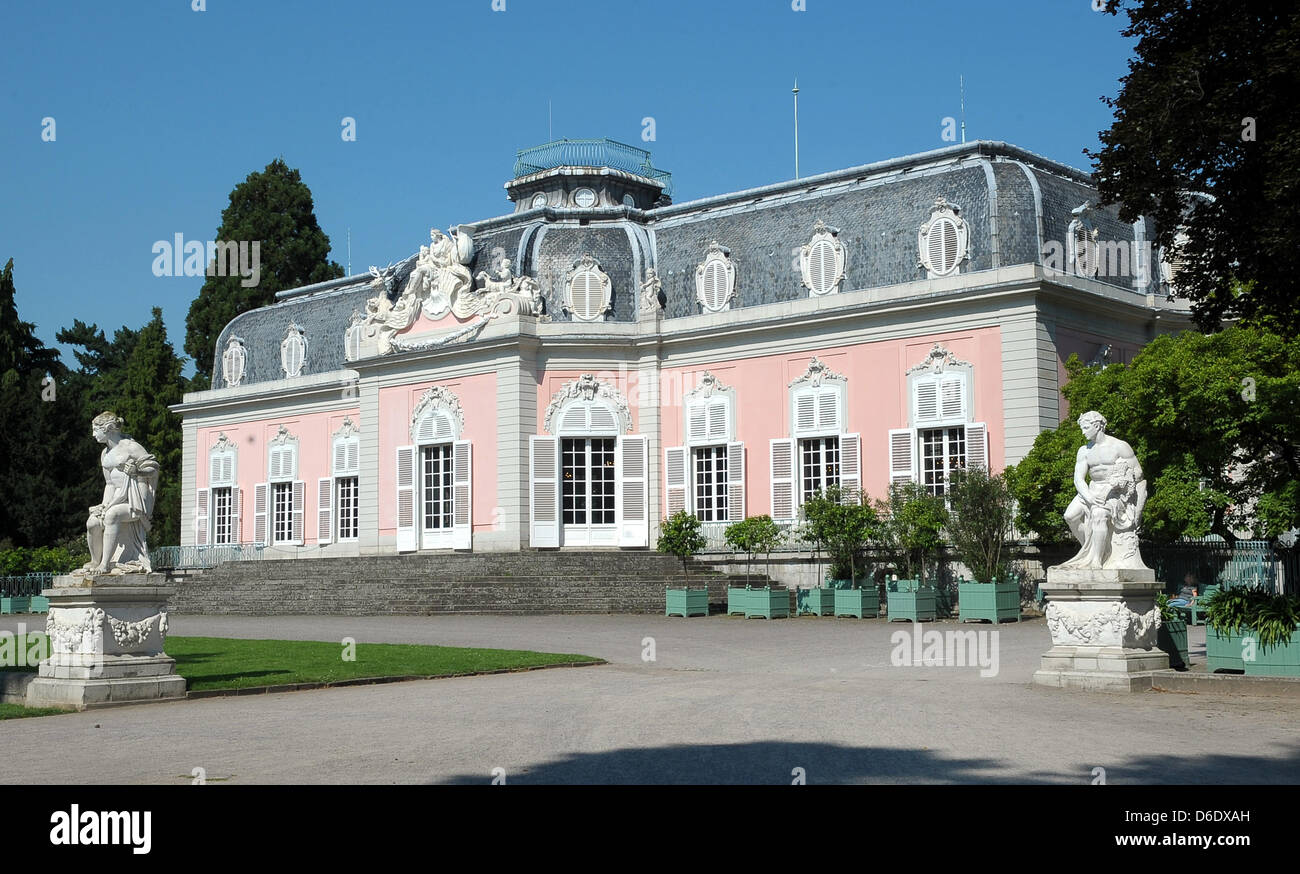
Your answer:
175,139 -> 1195,557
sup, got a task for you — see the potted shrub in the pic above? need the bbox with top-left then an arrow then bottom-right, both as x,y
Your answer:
876,483 -> 946,621
798,486 -> 881,618
947,468 -> 1020,623
1155,593 -> 1188,670
1205,586 -> 1300,676
658,510 -> 708,618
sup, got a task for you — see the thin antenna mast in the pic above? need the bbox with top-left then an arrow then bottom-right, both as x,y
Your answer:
960,75 -> 967,144
793,77 -> 800,179
548,100 -> 552,141
347,227 -> 351,275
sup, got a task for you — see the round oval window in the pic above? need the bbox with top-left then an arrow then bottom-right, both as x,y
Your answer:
573,188 -> 597,208
530,192 -> 547,209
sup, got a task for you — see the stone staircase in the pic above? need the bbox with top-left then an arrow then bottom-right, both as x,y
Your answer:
168,552 -> 787,616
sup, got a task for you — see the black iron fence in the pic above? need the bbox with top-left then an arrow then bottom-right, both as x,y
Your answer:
0,573 -> 54,598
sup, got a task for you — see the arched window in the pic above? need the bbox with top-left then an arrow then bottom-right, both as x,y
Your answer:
665,372 -> 744,524
800,220 -> 846,296
397,387 -> 471,553
889,343 -> 988,498
918,198 -> 969,278
281,323 -> 308,378
564,255 -> 613,322
197,433 -> 240,546
695,241 -> 736,313
221,336 -> 247,387
1068,218 -> 1099,277
319,417 -> 361,545
343,312 -> 363,362
769,358 -> 859,518
255,425 -> 304,547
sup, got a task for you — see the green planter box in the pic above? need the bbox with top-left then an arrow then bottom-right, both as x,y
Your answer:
746,587 -> 790,619
1207,626 -> 1246,672
29,595 -> 49,613
797,587 -> 836,616
727,587 -> 751,616
1208,625 -> 1300,677
957,580 -> 1021,624
1157,618 -> 1188,670
0,597 -> 31,614
886,581 -> 936,622
834,587 -> 880,619
665,587 -> 708,618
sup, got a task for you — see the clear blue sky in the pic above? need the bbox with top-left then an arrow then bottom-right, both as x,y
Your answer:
0,0 -> 1135,371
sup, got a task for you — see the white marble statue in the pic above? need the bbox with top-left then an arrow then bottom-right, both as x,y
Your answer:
1059,411 -> 1149,570
77,412 -> 161,575
640,268 -> 664,313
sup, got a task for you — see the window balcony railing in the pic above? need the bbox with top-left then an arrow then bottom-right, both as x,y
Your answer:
513,138 -> 673,196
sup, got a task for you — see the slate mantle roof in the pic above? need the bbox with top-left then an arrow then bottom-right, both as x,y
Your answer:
212,140 -> 1161,388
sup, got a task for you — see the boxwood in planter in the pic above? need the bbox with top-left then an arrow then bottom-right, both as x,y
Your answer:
1204,586 -> 1300,677
957,577 -> 1021,624
834,586 -> 880,619
886,578 -> 936,622
665,587 -> 708,618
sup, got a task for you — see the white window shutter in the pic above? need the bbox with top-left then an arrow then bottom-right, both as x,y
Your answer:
291,480 -> 305,545
317,477 -> 333,545
817,388 -> 841,432
529,436 -> 560,548
346,439 -> 359,474
726,441 -> 745,521
770,438 -> 795,520
794,391 -> 816,437
254,483 -> 269,546
333,441 -> 347,477
687,403 -> 707,444
222,453 -> 234,485
839,433 -> 861,503
452,440 -> 472,550
617,435 -> 648,547
209,454 -> 222,486
889,428 -> 916,484
665,446 -> 688,516
232,486 -> 242,543
940,375 -> 966,422
396,445 -> 417,552
914,378 -> 939,424
966,422 -> 988,470
707,400 -> 729,443
195,488 -> 209,546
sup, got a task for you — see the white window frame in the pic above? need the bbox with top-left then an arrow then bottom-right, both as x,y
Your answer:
892,344 -> 987,489
695,241 -> 736,313
800,220 -> 847,297
563,254 -> 613,322
221,335 -> 247,387
322,419 -> 361,545
261,426 -> 303,546
783,357 -> 858,510
917,198 -> 970,279
280,323 -> 308,378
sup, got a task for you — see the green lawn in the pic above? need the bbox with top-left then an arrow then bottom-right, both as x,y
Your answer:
0,702 -> 68,720
2,633 -> 601,694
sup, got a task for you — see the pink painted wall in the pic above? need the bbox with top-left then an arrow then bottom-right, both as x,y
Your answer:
535,369 -> 642,434
197,409 -> 359,546
1055,328 -> 1140,422
377,372 -> 498,535
659,328 -> 1004,516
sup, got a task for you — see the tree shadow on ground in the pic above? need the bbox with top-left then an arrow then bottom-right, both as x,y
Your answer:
433,738 -> 1300,785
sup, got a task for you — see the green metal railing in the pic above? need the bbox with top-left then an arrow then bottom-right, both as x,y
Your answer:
0,573 -> 53,598
149,543 -> 265,571
513,138 -> 673,195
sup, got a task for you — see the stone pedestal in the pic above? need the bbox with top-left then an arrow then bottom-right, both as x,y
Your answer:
25,572 -> 187,710
1033,567 -> 1170,692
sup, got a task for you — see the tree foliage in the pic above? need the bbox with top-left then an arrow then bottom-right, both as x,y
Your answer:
1006,326 -> 1300,543
801,485 -> 880,586
724,515 -> 783,585
876,482 -> 948,580
1089,0 -> 1300,331
945,468 -> 1015,583
657,510 -> 706,581
184,158 -> 342,388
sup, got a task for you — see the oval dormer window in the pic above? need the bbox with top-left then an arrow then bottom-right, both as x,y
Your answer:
280,323 -> 307,379
222,336 -> 247,388
530,192 -> 547,209
564,255 -> 612,321
573,188 -> 597,208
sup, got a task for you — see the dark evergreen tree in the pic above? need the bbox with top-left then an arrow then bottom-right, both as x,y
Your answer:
184,158 -> 343,389
1089,0 -> 1300,332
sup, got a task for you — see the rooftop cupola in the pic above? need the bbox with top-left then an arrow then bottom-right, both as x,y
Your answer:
505,138 -> 673,213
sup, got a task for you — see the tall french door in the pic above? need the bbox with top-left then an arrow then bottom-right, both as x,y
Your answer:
421,443 -> 454,547
561,437 -> 616,546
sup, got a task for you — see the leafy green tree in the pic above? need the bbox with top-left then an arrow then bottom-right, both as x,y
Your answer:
1006,326 -> 1300,543
946,468 -> 1015,583
1089,1 -> 1300,331
657,511 -> 707,583
724,515 -> 783,585
876,482 -> 948,581
802,486 -> 880,587
184,158 -> 343,389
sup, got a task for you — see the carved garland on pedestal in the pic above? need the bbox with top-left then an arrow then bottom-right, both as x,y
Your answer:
542,374 -> 633,434
1045,600 -> 1159,648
